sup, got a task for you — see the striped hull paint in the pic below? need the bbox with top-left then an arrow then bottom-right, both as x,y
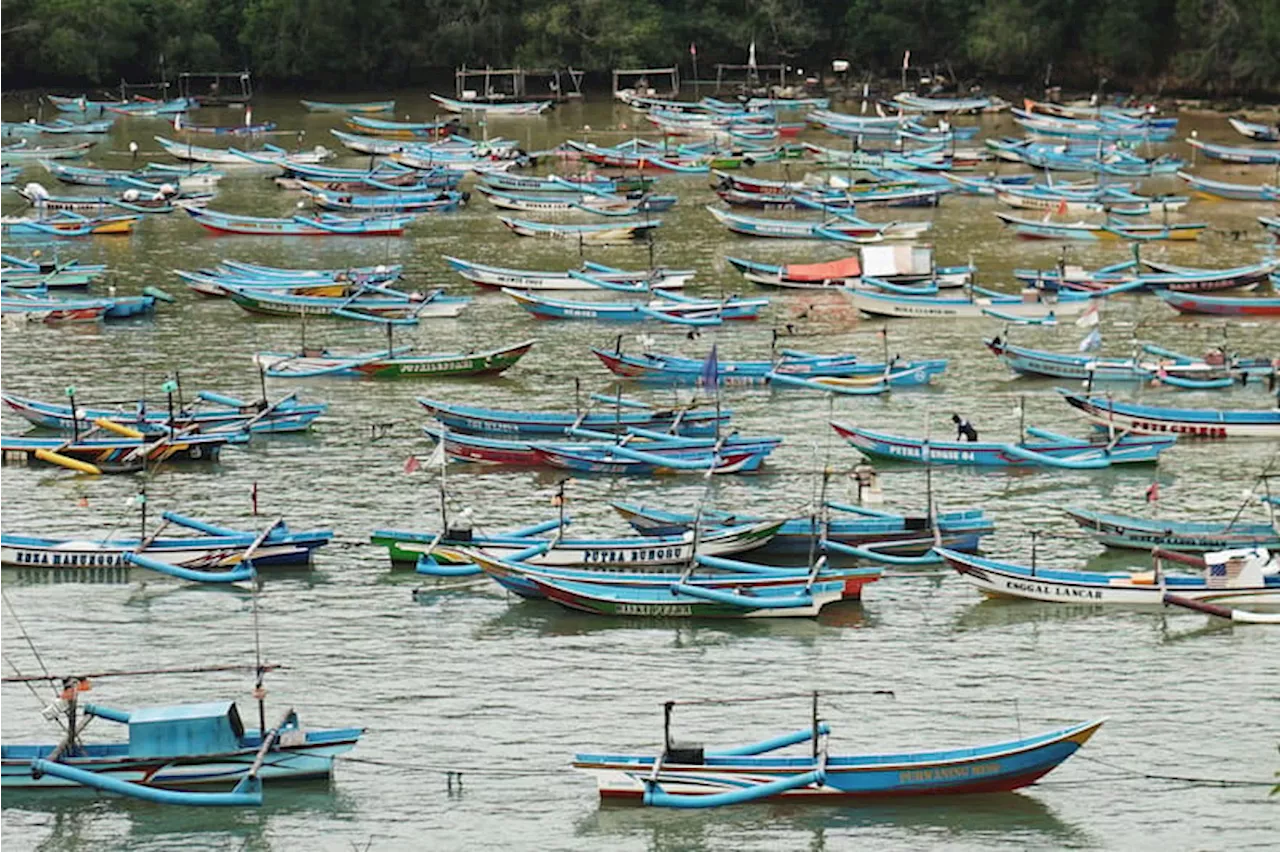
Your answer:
1063,507 -> 1280,552
1,732 -> 361,789
575,720 -> 1103,800
1058,389 -> 1280,438
940,548 -> 1280,605
1158,290 -> 1280,316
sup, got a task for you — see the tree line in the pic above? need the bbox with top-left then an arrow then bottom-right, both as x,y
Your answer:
3,0 -> 1277,96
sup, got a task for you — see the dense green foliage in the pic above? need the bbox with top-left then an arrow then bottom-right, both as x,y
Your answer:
3,0 -> 1278,94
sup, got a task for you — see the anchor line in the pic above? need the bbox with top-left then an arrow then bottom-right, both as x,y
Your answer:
1073,754 -> 1274,788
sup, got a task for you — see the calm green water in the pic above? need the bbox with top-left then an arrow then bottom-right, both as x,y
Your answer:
2,94 -> 1278,851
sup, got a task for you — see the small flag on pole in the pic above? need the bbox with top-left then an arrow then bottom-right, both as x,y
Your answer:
250,481 -> 259,515
700,344 -> 719,388
1078,327 -> 1102,352
174,113 -> 182,131
1145,482 -> 1160,503
748,42 -> 757,70
404,455 -> 421,474
902,50 -> 911,70
690,43 -> 697,57
1056,198 -> 1068,216
1075,302 -> 1100,328
425,440 -> 446,469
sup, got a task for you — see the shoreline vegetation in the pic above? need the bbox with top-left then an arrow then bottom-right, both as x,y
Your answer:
1,0 -> 1277,99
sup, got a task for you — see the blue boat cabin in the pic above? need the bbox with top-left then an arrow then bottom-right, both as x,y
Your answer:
128,701 -> 244,757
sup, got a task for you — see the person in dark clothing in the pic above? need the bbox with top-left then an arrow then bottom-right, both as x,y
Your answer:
952,413 -> 979,442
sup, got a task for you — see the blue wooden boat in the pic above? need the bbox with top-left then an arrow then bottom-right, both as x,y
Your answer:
444,256 -> 692,292
41,160 -> 223,190
219,259 -> 402,282
417,396 -> 727,438
346,115 -> 457,137
1057,388 -> 1280,438
1178,170 -> 1278,201
221,283 -> 468,321
706,205 -> 930,241
995,212 -> 1207,242
1,291 -> 156,319
2,512 -> 332,573
0,431 -> 247,474
1228,117 -> 1280,142
846,285 -> 1092,321
300,183 -> 465,213
1064,506 -> 1280,552
984,338 -> 1275,383
183,205 -> 416,237
592,347 -> 946,386
1188,137 -> 1280,164
421,423 -> 777,473
893,92 -> 1007,113
502,288 -> 765,325
727,251 -> 972,290
1,695 -> 361,804
47,94 -> 126,114
940,547 -> 1280,605
480,172 -> 656,194
300,98 -> 394,113
2,390 -> 325,435
612,501 -> 994,556
574,709 -> 1101,805
467,548 -> 876,617
498,216 -> 662,242
477,185 -> 676,216
431,94 -> 552,115
832,422 -> 1175,469
105,97 -> 193,116
1014,257 -> 1277,294
1263,216 -> 1280,235
3,118 -> 115,135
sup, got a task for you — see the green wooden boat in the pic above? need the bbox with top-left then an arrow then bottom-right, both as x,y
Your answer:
254,340 -> 534,379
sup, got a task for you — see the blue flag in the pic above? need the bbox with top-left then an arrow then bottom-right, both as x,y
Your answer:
1078,327 -> 1102,352
700,344 -> 719,388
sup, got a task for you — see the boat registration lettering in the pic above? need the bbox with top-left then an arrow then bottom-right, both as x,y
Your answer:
581,546 -> 684,563
1006,580 -> 1102,599
899,761 -> 1000,784
617,603 -> 693,616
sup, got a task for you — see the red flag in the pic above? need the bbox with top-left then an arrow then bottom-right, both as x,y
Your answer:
1145,482 -> 1160,503
250,481 -> 259,515
1056,198 -> 1068,216
404,455 -> 421,474
690,43 -> 697,57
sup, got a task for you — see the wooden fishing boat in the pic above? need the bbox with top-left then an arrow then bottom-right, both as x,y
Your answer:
0,254 -> 105,289
1,431 -> 247,475
417,396 -> 727,437
1064,506 -> 1280,552
502,288 -> 765,325
481,172 -> 656,194
1263,216 -> 1280,235
17,183 -> 209,215
575,711 -> 1100,805
420,425 -> 778,473
846,286 -> 1092,320
1228,117 -> 1280,142
497,216 -> 661,243
1056,388 -> 1280,438
431,94 -> 551,115
1187,137 -> 1280,164
300,184 -> 465,214
300,98 -> 394,113
1015,258 -> 1278,294
176,270 -> 353,298
832,422 -> 1175,469
941,546 -> 1280,605
1178,170 -> 1278,201
104,97 -> 193,116
1,694 -> 361,803
0,298 -> 107,323
155,136 -> 334,166
221,284 -> 468,321
983,338 -> 1276,383
344,115 -> 458,139
2,390 -> 324,435
612,501 -> 994,557
592,348 -> 946,386
727,250 -> 972,290
444,256 -> 692,292
707,205 -> 930,241
1,140 -> 95,161
466,549 -> 874,617
47,94 -> 127,114
435,521 -> 782,570
173,119 -> 277,136
2,512 -> 331,572
995,212 -> 1206,241
4,118 -> 115,136
2,212 -> 138,238
1157,290 -> 1280,316
42,159 -> 223,190
254,340 -> 534,379
995,185 -> 1188,216
182,205 -> 415,236
893,92 -> 1007,113
1,291 -> 159,320
476,185 -> 676,216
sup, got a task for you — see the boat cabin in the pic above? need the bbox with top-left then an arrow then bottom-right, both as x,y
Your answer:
127,701 -> 245,757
